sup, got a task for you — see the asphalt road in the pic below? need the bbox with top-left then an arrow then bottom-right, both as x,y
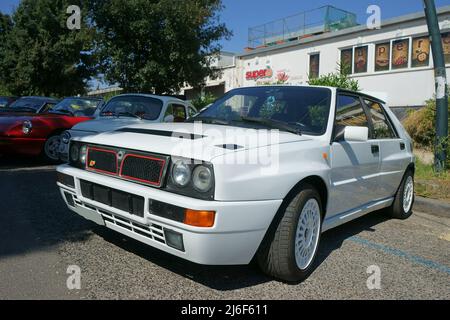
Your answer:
0,157 -> 449,300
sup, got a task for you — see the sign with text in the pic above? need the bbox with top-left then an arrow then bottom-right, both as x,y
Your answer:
246,67 -> 273,81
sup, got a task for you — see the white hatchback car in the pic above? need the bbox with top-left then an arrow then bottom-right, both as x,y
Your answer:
56,86 -> 414,282
58,94 -> 197,161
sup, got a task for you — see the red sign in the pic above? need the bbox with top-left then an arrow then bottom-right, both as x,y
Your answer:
246,66 -> 273,80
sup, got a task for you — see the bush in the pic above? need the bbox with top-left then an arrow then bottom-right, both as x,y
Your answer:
191,92 -> 217,111
403,95 -> 450,167
308,71 -> 360,91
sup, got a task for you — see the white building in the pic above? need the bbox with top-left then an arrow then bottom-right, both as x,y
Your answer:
189,5 -> 450,116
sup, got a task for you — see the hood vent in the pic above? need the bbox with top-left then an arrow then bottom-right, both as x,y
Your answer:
216,144 -> 244,150
115,128 -> 205,140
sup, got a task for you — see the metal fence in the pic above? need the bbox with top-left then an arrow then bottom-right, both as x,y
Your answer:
248,5 -> 358,49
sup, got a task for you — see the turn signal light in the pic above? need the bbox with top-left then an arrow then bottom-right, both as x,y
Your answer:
184,209 -> 215,227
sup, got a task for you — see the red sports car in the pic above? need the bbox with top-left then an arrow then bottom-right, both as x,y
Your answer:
0,96 -> 104,161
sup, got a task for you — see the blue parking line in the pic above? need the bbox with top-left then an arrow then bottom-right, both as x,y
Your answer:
348,236 -> 450,275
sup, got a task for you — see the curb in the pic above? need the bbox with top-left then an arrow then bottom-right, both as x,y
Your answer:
414,196 -> 450,218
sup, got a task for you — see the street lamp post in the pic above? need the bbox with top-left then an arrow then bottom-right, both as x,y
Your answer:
423,0 -> 448,172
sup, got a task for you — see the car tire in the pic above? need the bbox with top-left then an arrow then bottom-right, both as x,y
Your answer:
43,134 -> 61,163
387,170 -> 414,220
257,184 -> 322,282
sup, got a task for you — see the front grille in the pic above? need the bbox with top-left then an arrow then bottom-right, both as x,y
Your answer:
86,147 -> 118,174
120,154 -> 165,186
81,144 -> 168,188
80,180 -> 144,217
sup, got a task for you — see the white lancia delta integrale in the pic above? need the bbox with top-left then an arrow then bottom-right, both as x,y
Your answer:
57,86 -> 415,282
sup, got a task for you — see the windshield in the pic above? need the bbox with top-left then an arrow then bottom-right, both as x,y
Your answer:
51,98 -> 101,116
191,86 -> 332,135
8,98 -> 43,111
101,96 -> 163,120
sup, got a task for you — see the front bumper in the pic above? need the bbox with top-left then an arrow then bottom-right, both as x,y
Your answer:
56,165 -> 282,265
0,136 -> 45,156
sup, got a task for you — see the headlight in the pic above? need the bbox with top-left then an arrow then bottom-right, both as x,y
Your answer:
172,160 -> 191,187
167,158 -> 215,200
80,145 -> 87,166
70,144 -> 80,162
192,165 -> 213,192
22,120 -> 32,134
62,131 -> 71,144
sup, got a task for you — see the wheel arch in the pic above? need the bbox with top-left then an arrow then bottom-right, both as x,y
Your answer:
253,175 -> 328,261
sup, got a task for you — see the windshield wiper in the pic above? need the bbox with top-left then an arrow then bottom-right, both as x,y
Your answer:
240,117 -> 302,135
101,111 -> 142,119
117,112 -> 142,119
49,109 -> 74,116
187,116 -> 230,126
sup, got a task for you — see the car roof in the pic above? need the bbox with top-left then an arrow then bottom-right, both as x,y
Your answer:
111,93 -> 186,104
18,96 -> 60,103
63,96 -> 103,101
232,85 -> 386,105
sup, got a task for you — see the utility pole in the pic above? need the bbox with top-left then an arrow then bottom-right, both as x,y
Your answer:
423,0 -> 448,172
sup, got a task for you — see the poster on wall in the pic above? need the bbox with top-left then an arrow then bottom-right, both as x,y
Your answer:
412,36 -> 430,67
392,39 -> 409,69
354,46 -> 368,73
442,32 -> 450,64
375,42 -> 390,72
340,48 -> 353,74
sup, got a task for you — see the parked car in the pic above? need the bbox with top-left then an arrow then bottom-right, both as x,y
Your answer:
0,96 -> 19,108
58,94 -> 197,161
56,86 -> 414,282
0,96 -> 104,161
0,96 -> 59,114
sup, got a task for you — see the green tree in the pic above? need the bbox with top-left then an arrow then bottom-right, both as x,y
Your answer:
0,0 -> 95,97
0,13 -> 13,95
191,92 -> 216,110
88,0 -> 231,94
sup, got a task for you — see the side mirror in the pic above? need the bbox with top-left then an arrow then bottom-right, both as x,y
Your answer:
343,126 -> 369,142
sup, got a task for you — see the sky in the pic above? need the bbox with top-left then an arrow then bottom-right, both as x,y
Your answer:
1,0 -> 450,53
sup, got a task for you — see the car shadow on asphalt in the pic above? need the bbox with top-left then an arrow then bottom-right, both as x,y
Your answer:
93,209 -> 391,291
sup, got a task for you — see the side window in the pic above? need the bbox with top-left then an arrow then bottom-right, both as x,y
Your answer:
42,103 -> 56,113
165,103 -> 186,122
335,95 -> 370,128
365,100 -> 397,139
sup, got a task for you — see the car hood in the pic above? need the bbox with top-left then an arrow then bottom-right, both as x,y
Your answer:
71,117 -> 152,133
75,122 -> 312,162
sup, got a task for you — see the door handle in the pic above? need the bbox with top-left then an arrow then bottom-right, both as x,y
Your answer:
400,142 -> 405,150
371,144 -> 379,154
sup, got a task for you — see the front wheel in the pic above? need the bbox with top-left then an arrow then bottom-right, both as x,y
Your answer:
387,170 -> 414,219
257,184 -> 322,282
43,135 -> 61,163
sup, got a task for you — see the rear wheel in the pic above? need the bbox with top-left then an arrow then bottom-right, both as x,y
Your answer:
387,170 -> 414,219
257,184 -> 322,282
43,135 -> 61,163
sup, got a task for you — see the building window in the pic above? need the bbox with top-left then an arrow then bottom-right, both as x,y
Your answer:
375,42 -> 390,72
340,48 -> 353,74
392,39 -> 410,69
309,54 -> 320,79
354,46 -> 368,73
442,32 -> 450,64
412,36 -> 430,68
